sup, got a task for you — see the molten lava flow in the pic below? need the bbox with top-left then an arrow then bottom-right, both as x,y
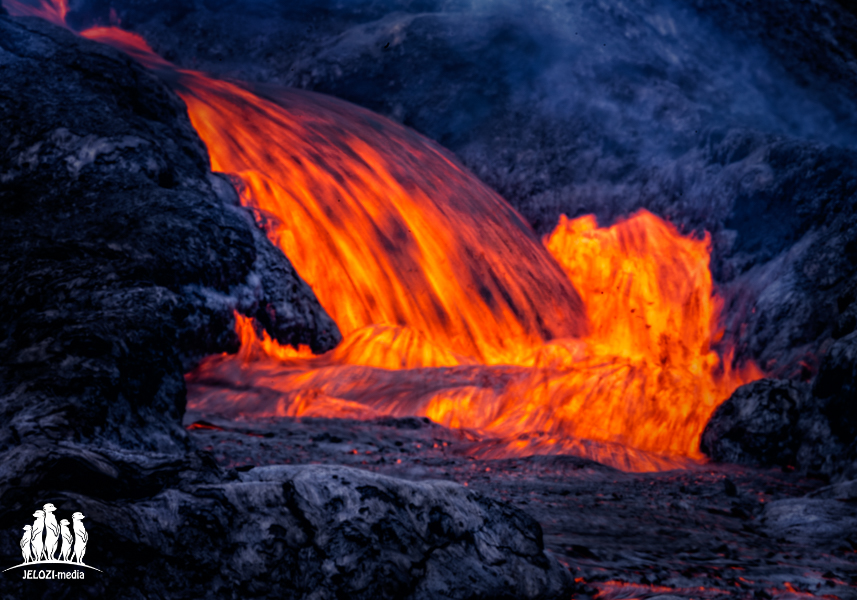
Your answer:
189,208 -> 761,467
3,0 -> 67,27
547,212 -> 720,369
175,72 -> 587,365
7,0 -> 762,470
4,0 -> 174,70
79,26 -> 174,70
481,211 -> 765,459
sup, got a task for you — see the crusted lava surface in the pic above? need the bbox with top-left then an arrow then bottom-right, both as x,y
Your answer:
185,411 -> 857,600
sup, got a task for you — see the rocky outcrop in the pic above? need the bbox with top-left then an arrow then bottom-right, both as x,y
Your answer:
181,412 -> 857,599
0,465 -> 571,599
813,331 -> 857,453
701,377 -> 857,555
0,16 -> 569,599
0,15 -> 339,456
702,328 -> 857,478
700,379 -> 854,478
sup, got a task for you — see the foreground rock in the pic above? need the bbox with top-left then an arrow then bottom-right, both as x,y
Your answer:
0,16 -> 569,599
0,15 -> 339,459
763,478 -> 857,548
812,330 -> 857,468
182,412 -> 857,599
700,379 -> 854,478
1,464 -> 570,599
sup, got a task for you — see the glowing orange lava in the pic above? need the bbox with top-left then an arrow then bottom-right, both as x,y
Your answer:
176,72 -> 587,365
177,77 -> 762,468
5,0 -> 762,471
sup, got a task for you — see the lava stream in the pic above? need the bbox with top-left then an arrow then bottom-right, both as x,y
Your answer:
5,0 -> 762,471
176,77 -> 762,467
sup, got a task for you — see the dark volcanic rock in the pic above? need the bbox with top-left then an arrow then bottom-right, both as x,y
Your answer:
0,15 -> 339,457
763,478 -> 857,548
235,465 -> 569,600
0,465 -> 570,599
813,331 -> 857,448
703,334 -> 857,478
0,17 -> 568,599
715,139 -> 857,378
181,412 -> 857,599
700,379 -> 846,477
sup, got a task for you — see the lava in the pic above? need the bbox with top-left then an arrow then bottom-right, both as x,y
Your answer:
177,77 -> 762,468
5,0 -> 762,471
176,71 -> 587,365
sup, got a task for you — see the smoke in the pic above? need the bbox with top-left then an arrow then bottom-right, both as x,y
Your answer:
61,0 -> 856,244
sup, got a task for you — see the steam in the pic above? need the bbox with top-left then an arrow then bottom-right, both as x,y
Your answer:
59,0 -> 857,257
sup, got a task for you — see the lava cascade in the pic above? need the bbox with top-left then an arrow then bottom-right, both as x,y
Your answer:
5,0 -> 762,471
176,72 -> 587,365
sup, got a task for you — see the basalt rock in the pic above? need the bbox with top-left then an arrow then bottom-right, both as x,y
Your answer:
0,17 -> 570,599
763,478 -> 857,548
0,465 -> 571,599
813,331 -> 857,450
701,377 -> 857,556
186,413 -> 857,598
0,15 -> 339,458
701,338 -> 857,478
700,379 -> 845,477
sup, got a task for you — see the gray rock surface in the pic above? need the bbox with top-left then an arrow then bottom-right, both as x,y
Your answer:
0,15 -> 339,458
236,465 -> 570,600
180,411 -> 857,598
0,16 -> 569,599
1,465 -> 570,599
763,478 -> 857,548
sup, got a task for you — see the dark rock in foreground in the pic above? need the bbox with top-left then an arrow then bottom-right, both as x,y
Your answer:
813,330 -> 857,463
1,464 -> 569,599
700,379 -> 851,478
763,478 -> 857,547
0,15 -> 339,458
234,465 -> 569,600
181,411 -> 857,599
0,16 -> 569,599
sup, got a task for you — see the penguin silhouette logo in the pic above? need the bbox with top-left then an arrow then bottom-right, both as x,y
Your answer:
3,504 -> 101,574
71,513 -> 87,565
